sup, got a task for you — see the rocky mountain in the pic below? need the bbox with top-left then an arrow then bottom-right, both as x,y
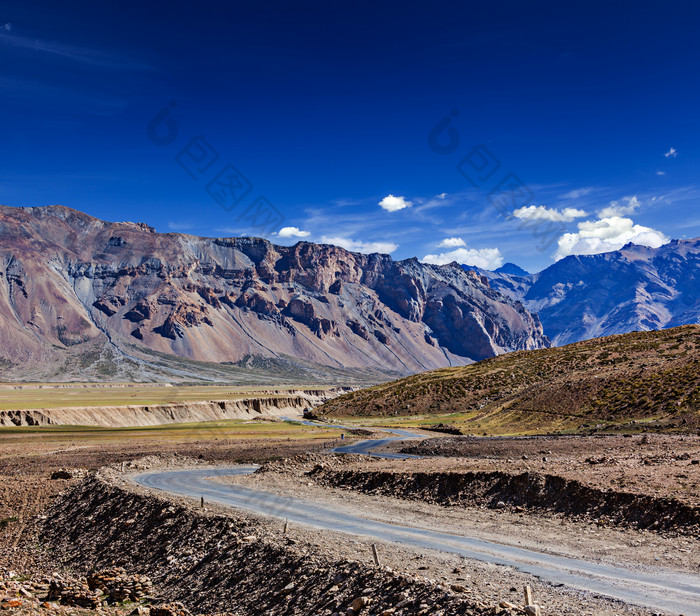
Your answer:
493,262 -> 531,277
0,205 -> 549,382
470,239 -> 700,346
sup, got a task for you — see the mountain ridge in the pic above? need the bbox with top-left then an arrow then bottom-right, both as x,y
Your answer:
467,238 -> 700,346
0,204 -> 548,382
318,324 -> 700,434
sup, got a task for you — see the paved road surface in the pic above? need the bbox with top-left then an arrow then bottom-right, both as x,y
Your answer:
134,422 -> 700,615
281,416 -> 422,458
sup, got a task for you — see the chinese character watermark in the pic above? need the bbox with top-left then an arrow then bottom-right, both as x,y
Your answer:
147,102 -> 283,236
429,110 -> 564,252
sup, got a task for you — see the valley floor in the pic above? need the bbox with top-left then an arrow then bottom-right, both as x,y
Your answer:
1,425 -> 699,615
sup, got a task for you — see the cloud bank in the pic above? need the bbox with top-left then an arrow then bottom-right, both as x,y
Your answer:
597,195 -> 640,217
438,237 -> 467,248
277,226 -> 310,238
513,205 -> 587,222
422,246 -> 503,270
554,215 -> 669,260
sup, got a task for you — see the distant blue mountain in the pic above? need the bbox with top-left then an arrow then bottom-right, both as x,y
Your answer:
465,239 -> 700,346
494,262 -> 531,277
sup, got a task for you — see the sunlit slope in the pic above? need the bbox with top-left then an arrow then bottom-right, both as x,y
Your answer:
318,325 -> 700,433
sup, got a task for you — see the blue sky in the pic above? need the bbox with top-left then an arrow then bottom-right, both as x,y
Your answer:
1,1 -> 699,273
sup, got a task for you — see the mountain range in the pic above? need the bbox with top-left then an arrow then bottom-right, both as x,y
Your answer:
0,205 -> 547,383
471,238 -> 700,346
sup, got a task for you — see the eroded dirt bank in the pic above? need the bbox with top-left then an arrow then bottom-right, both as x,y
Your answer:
0,388 -> 350,427
39,471 -> 500,616
297,434 -> 700,536
310,464 -> 700,535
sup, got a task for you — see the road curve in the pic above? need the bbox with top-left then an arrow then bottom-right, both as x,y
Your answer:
280,416 -> 423,459
135,467 -> 700,615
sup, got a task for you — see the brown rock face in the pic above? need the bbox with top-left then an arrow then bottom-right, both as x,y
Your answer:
0,205 -> 549,380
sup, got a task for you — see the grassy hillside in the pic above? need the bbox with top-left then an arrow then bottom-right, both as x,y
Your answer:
317,325 -> 700,434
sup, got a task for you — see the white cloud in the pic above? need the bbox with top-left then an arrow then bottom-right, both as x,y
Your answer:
598,195 -> 640,217
277,226 -> 310,238
422,246 -> 503,270
513,205 -> 587,223
664,147 -> 677,158
2,23 -> 11,32
436,192 -> 447,199
321,235 -> 398,254
554,216 -> 669,260
560,187 -> 593,199
656,170 -> 666,176
438,237 -> 467,248
378,194 -> 412,212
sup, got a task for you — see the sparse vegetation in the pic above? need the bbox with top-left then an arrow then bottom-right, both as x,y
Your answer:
319,325 -> 700,435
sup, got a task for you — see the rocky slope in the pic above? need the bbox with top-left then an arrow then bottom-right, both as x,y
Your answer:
39,471 -> 500,616
318,325 -> 700,431
0,205 -> 548,382
308,462 -> 700,536
474,239 -> 700,346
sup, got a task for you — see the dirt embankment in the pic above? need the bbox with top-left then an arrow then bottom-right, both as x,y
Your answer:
309,464 -> 700,536
0,388 -> 350,427
39,472 -> 498,616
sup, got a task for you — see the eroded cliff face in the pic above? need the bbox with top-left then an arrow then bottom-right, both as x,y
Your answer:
0,205 -> 549,380
0,387 -> 351,427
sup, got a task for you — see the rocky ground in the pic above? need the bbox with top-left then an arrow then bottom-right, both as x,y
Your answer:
2,432 -> 699,615
0,566 -> 233,616
37,467 -> 539,616
397,433 -> 700,508
0,432 -> 340,476
0,434 -> 341,577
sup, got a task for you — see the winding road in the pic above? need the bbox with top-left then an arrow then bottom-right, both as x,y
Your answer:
282,416 -> 422,458
134,422 -> 700,615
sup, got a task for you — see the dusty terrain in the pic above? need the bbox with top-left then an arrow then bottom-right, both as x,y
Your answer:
1,419 -> 699,615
